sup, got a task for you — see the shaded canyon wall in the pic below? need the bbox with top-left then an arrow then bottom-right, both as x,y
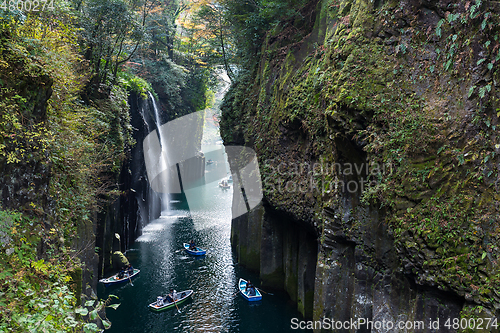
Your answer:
231,203 -> 318,319
222,0 -> 500,330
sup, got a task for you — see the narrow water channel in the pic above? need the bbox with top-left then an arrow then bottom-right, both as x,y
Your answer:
99,180 -> 311,332
99,106 -> 312,332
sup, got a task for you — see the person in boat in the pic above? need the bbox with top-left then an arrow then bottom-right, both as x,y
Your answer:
118,267 -> 126,279
172,289 -> 178,301
245,280 -> 256,296
127,263 -> 134,276
156,296 -> 164,307
166,288 -> 177,302
166,288 -> 177,303
189,240 -> 196,250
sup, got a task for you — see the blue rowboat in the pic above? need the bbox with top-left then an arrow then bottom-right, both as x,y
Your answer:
183,243 -> 207,256
99,269 -> 140,286
148,290 -> 193,312
239,278 -> 262,301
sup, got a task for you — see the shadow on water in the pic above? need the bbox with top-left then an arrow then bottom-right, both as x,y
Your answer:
99,179 -> 312,332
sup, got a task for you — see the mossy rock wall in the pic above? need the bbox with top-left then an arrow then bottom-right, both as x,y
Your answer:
221,0 -> 500,328
0,28 -> 140,307
0,34 -> 53,218
231,203 -> 264,271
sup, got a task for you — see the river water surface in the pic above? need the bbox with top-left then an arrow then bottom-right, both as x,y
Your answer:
99,150 -> 312,332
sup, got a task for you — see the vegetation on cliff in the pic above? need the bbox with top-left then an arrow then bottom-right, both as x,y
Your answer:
220,0 -> 500,323
0,0 -> 213,331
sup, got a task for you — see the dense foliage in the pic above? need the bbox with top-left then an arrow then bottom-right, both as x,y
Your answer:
187,0 -> 310,79
220,0 -> 310,62
0,0 -> 213,331
121,0 -> 217,119
0,211 -> 119,332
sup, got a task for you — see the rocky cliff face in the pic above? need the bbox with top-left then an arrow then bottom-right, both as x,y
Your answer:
0,48 -> 52,219
0,28 -> 139,304
221,0 -> 500,329
97,92 -> 165,276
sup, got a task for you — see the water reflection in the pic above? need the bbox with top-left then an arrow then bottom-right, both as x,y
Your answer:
100,178 -> 311,332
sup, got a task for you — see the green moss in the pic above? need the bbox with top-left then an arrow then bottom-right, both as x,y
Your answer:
69,266 -> 83,305
246,250 -> 261,272
460,305 -> 500,333
303,289 -> 315,318
261,268 -> 285,289
349,0 -> 374,29
222,0 -> 500,315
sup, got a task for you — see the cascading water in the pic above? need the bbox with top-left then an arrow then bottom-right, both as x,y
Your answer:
102,73 -> 312,333
135,97 -> 153,226
133,92 -> 171,231
147,92 -> 170,216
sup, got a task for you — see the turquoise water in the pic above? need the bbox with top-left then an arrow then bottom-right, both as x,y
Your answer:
98,179 -> 312,332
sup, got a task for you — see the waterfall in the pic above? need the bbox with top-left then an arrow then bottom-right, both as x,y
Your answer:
134,96 -> 156,229
98,90 -> 177,276
147,92 -> 170,217
140,92 -> 208,222
132,92 -> 171,229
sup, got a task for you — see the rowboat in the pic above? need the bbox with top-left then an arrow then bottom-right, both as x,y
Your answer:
99,269 -> 140,286
219,181 -> 230,189
149,290 -> 194,312
183,243 -> 207,256
238,278 -> 262,301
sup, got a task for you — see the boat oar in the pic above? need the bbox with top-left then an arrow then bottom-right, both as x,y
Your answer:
127,273 -> 134,286
257,288 -> 273,296
231,290 -> 240,297
173,298 -> 181,313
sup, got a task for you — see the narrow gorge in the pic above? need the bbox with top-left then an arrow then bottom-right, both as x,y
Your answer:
1,0 -> 499,331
